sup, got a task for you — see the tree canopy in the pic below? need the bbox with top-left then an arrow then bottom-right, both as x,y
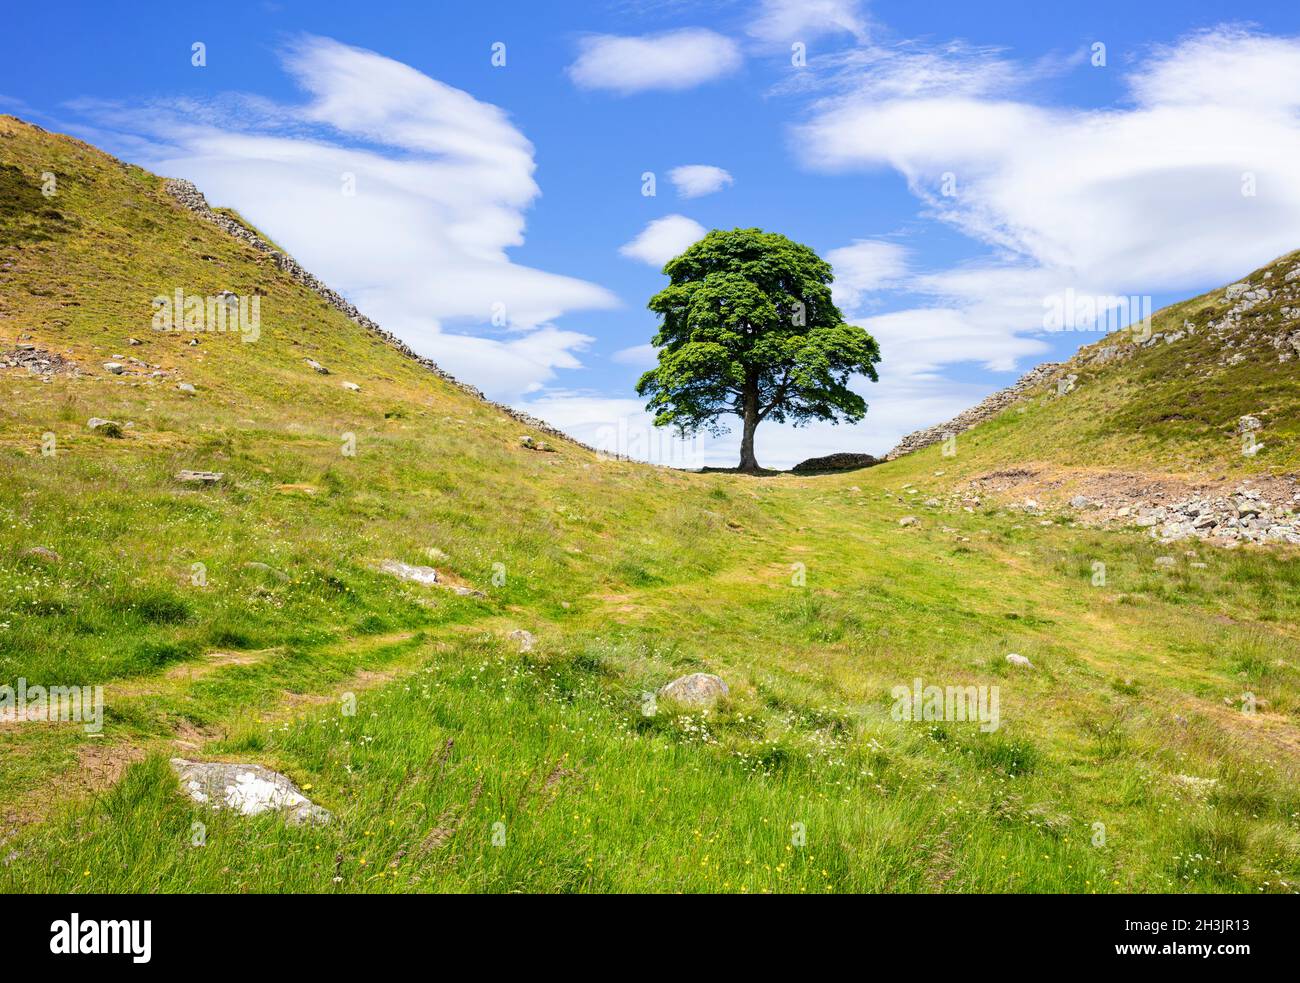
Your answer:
635,227 -> 881,471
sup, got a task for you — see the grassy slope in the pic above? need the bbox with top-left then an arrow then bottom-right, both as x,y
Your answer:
922,251 -> 1300,480
1,116 -> 1298,893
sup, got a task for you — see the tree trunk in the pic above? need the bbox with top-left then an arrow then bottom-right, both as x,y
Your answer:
738,376 -> 760,472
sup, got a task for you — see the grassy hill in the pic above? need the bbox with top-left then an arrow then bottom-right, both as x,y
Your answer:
2,115 -> 1298,894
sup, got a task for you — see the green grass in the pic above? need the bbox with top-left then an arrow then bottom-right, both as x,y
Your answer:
1,114 -> 1299,894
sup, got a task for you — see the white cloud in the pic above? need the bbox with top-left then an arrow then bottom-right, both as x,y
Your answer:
668,164 -> 734,198
71,36 -> 618,401
619,214 -> 708,267
795,27 -> 1300,378
747,0 -> 868,44
567,29 -> 743,94
825,239 -> 909,309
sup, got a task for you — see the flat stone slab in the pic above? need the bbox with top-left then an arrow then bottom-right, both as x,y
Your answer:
176,470 -> 224,484
170,759 -> 330,824
379,559 -> 439,585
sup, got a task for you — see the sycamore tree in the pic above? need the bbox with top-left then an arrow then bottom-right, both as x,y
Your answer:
636,228 -> 881,472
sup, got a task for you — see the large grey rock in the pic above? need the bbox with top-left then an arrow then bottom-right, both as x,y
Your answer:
87,417 -> 124,438
170,759 -> 330,824
658,672 -> 729,707
378,560 -> 439,585
305,358 -> 330,374
1005,653 -> 1034,669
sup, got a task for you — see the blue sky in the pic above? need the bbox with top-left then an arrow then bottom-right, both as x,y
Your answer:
5,0 -> 1300,467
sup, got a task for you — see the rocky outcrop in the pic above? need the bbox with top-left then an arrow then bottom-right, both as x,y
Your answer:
886,362 -> 1063,459
1124,485 -> 1300,546
163,179 -> 606,455
887,254 -> 1300,461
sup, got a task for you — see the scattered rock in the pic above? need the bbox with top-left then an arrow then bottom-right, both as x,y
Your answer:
1070,495 -> 1089,509
19,546 -> 60,565
243,561 -> 289,581
1237,414 -> 1263,433
87,417 -> 124,438
452,585 -> 488,599
175,470 -> 224,485
508,629 -> 536,653
305,358 -> 330,375
1154,556 -> 1176,567
378,560 -> 439,585
1005,653 -> 1034,669
102,361 -> 125,374
177,382 -> 196,394
658,672 -> 729,708
898,516 -> 919,527
2,344 -> 77,377
128,337 -> 142,346
341,381 -> 360,392
170,759 -> 330,824
519,435 -> 555,452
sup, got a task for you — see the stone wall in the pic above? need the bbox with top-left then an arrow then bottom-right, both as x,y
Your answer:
885,361 -> 1064,460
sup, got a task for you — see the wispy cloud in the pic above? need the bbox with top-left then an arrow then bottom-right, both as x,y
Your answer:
798,26 -> 1300,381
746,0 -> 869,44
825,239 -> 909,309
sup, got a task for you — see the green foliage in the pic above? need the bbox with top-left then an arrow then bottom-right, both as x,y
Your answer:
636,228 -> 880,468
